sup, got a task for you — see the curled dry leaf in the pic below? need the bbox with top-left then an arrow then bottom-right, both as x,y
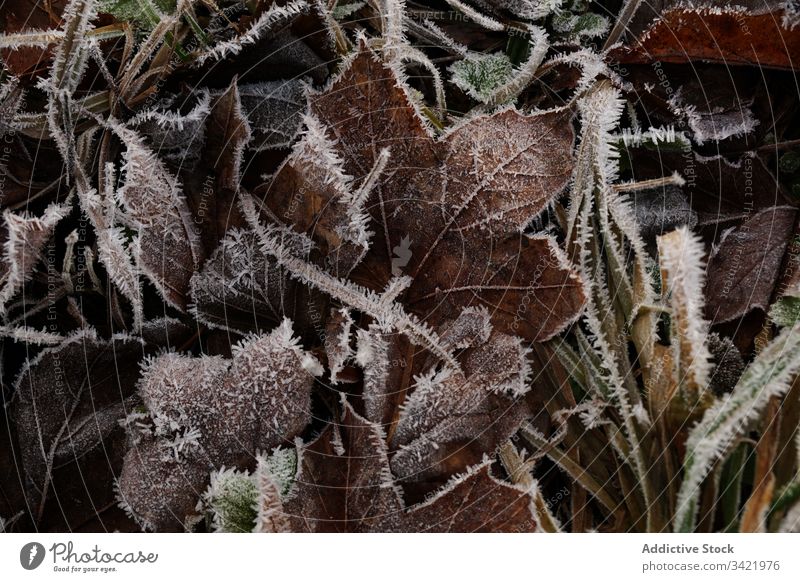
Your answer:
261,46 -> 585,343
117,319 -> 321,531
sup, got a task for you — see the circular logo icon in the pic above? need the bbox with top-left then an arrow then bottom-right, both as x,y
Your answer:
20,542 -> 46,570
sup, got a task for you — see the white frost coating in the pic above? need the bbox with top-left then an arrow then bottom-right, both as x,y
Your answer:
675,323 -> 800,532
129,91 -> 212,131
657,227 -> 713,398
668,90 -> 759,145
483,26 -> 548,107
0,325 -> 66,345
326,308 -> 355,384
444,0 -> 505,31
0,29 -> 65,49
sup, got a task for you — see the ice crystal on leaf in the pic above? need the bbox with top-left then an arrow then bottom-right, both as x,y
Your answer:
117,320 -> 320,530
261,45 -> 585,345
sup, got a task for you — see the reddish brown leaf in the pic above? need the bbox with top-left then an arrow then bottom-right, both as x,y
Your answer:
610,1 -> 800,69
261,46 -> 584,343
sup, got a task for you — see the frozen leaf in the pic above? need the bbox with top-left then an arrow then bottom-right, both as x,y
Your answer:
449,52 -> 513,103
203,79 -> 252,192
657,226 -> 713,408
769,296 -> 800,328
707,333 -> 744,397
390,330 -> 534,481
633,185 -> 697,243
194,0 -> 310,65
705,206 -> 797,324
99,0 -> 176,28
280,398 -> 537,532
11,328 -> 147,530
675,323 -> 800,532
239,80 -> 306,151
201,467 -> 259,532
610,0 -> 800,69
0,202 -> 69,313
130,91 -> 211,163
483,0 -> 564,20
325,307 -> 354,385
0,74 -> 25,137
438,305 -> 493,351
137,319 -> 319,465
552,11 -> 609,41
118,320 -> 319,530
262,46 -> 584,343
117,433 -> 209,531
355,325 -> 410,426
114,124 -> 204,310
189,227 -> 317,334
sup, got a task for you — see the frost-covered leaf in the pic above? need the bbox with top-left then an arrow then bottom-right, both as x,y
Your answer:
117,432 -> 209,531
325,307 -> 354,385
98,0 -> 176,28
194,0 -> 310,65
657,226 -> 713,410
281,398 -> 537,532
449,52 -> 513,103
262,46 -> 585,343
130,91 -> 210,163
483,0 -> 564,20
552,11 -> 609,42
390,329 -> 534,482
201,467 -> 258,532
675,323 -> 800,532
189,227 -> 319,334
354,324 -> 411,426
114,124 -> 204,310
11,328 -> 146,529
136,319 -> 318,464
0,202 -> 69,313
239,80 -> 306,151
705,206 -> 796,324
632,185 -> 697,243
204,79 -> 251,192
610,0 -> 800,69
117,319 -> 320,530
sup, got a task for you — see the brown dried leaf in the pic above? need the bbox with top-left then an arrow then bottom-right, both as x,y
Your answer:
115,126 -> 204,310
610,1 -> 800,69
262,46 -> 584,343
705,206 -> 797,323
281,398 -> 536,532
0,202 -> 69,313
189,227 -> 322,334
390,327 -> 534,482
204,79 -> 252,191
